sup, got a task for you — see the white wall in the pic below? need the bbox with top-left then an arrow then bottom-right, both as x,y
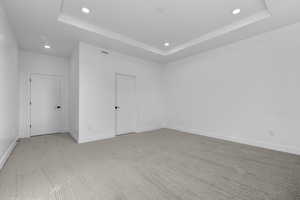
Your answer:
0,2 -> 19,168
19,51 -> 70,138
78,42 -> 164,143
69,46 -> 79,141
164,22 -> 300,155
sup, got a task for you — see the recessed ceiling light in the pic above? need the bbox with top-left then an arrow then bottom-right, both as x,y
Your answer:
164,42 -> 170,47
232,8 -> 241,15
44,45 -> 51,49
81,7 -> 91,14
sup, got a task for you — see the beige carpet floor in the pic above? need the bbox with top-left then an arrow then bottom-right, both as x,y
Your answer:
0,129 -> 300,200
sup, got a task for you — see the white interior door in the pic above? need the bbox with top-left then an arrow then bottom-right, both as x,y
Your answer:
115,74 -> 137,135
30,74 -> 64,136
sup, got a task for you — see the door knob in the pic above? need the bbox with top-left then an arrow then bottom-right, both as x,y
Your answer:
115,106 -> 120,110
56,106 -> 61,109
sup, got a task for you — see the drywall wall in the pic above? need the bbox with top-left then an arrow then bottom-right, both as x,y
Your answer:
19,50 -> 70,138
164,22 -> 300,155
0,2 -> 19,169
78,42 -> 164,143
69,46 -> 79,141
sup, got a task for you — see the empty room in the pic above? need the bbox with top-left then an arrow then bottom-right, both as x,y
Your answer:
1,0 -> 300,199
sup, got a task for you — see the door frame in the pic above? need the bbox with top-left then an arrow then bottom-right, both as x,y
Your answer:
114,72 -> 137,136
29,73 -> 64,137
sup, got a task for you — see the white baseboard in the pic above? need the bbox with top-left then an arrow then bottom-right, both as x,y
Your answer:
19,129 -> 70,138
78,134 -> 115,144
68,131 -> 79,143
77,127 -> 164,144
136,127 -> 164,133
0,138 -> 17,170
69,133 -> 78,143
169,126 -> 300,155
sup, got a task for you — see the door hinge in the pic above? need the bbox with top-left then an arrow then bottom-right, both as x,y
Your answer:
29,78 -> 32,82
29,124 -> 32,128
29,101 -> 32,105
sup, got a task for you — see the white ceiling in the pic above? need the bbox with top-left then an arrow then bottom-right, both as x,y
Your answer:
2,0 -> 300,63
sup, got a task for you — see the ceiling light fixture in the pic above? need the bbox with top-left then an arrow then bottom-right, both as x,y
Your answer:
164,42 -> 170,47
81,7 -> 91,14
232,8 -> 241,15
44,44 -> 51,49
